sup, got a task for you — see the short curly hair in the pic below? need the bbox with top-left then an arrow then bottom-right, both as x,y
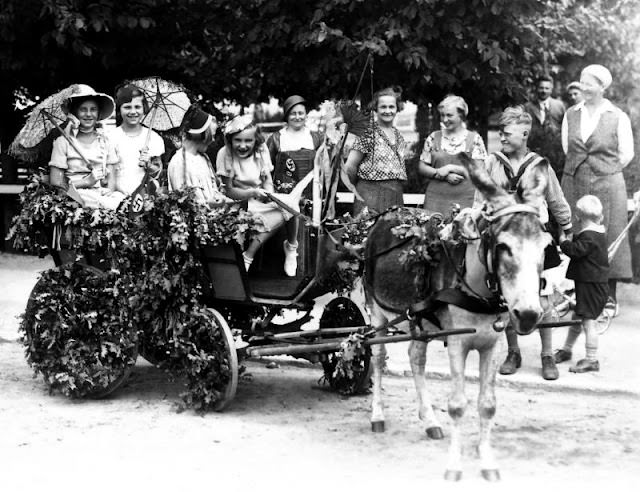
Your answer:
371,86 -> 404,112
576,195 -> 604,223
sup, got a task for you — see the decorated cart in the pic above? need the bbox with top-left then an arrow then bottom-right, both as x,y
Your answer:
9,100 -> 474,412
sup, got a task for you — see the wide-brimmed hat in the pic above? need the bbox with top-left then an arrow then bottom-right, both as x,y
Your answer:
62,84 -> 115,120
283,95 -> 306,118
224,114 -> 254,135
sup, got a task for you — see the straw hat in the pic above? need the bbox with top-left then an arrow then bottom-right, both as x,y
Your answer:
224,114 -> 254,135
63,84 -> 115,120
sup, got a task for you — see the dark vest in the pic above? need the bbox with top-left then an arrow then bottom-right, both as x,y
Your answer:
563,107 -> 620,177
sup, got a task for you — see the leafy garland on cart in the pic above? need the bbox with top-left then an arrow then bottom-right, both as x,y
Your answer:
10,177 -> 264,410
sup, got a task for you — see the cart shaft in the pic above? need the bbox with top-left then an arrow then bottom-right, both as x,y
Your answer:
245,328 -> 476,357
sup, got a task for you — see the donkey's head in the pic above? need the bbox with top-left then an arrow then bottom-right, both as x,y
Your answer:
460,154 -> 552,335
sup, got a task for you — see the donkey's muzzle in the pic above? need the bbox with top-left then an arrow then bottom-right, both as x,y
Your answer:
512,309 -> 540,335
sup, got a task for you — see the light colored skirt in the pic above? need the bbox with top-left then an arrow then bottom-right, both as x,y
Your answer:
77,187 -> 126,210
248,193 -> 296,231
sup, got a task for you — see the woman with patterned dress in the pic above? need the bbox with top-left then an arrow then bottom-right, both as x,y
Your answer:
561,64 -> 634,315
418,95 -> 488,216
344,87 -> 407,215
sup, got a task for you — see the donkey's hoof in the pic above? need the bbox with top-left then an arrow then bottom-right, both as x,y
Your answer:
371,421 -> 385,433
444,470 -> 462,482
481,469 -> 501,482
426,426 -> 444,440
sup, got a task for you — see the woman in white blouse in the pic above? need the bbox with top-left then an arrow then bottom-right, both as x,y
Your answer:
561,64 -> 634,314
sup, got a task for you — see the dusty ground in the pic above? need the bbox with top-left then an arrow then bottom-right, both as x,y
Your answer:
1,253 -> 639,491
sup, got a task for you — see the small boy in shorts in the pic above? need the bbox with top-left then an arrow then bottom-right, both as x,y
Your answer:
556,195 -> 609,372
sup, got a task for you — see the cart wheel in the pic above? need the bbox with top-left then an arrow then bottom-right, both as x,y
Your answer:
22,264 -> 137,400
208,308 -> 239,411
320,297 -> 372,395
595,310 -> 612,335
87,348 -> 137,399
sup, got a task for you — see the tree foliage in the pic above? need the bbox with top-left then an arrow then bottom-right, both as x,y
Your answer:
1,0 -> 638,149
1,0 -> 547,145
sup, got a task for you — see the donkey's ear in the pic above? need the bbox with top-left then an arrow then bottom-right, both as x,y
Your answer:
459,152 -> 510,207
518,161 -> 548,207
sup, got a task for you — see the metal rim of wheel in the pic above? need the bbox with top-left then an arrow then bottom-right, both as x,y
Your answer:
595,310 -> 612,335
208,308 -> 239,411
320,297 -> 372,395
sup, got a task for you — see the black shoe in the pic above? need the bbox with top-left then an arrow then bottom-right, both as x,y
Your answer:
499,350 -> 522,375
541,356 -> 559,380
554,349 -> 572,364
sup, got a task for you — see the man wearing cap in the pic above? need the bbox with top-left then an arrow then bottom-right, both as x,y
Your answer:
525,74 -> 567,178
566,81 -> 583,106
561,64 -> 635,319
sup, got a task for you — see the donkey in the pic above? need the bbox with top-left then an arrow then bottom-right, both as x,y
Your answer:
363,153 -> 551,481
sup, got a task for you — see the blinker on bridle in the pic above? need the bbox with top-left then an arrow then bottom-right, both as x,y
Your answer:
480,203 -> 542,298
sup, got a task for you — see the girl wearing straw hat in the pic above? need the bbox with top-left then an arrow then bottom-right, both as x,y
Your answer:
48,84 -> 124,209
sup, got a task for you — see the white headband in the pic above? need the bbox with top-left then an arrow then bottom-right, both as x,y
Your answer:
188,114 -> 213,134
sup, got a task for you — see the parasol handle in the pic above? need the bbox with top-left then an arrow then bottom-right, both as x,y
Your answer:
139,93 -> 162,168
41,110 -> 92,168
608,201 -> 640,262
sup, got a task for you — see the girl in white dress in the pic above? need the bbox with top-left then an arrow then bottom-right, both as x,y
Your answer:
217,115 -> 308,275
167,107 -> 227,207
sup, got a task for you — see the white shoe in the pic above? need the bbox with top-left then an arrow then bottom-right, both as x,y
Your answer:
283,240 -> 298,277
243,253 -> 253,272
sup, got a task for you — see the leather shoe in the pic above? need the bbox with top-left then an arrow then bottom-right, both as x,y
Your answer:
554,349 -> 572,363
541,355 -> 559,380
569,358 -> 600,373
499,349 -> 521,375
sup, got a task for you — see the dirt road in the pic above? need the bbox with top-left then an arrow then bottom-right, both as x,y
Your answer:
1,338 -> 639,491
1,253 -> 639,491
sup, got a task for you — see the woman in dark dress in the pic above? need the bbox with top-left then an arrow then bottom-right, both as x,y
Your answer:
266,95 -> 323,276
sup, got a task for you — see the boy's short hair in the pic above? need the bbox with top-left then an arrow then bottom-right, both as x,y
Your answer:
499,105 -> 532,131
576,195 -> 604,223
536,73 -> 554,85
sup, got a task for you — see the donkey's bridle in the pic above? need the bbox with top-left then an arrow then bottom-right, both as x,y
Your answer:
480,203 -> 542,296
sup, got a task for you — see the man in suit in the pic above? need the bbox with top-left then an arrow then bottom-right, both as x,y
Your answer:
525,74 -> 566,178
